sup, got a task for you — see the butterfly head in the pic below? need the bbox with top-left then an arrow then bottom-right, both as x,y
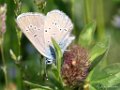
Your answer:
45,58 -> 54,64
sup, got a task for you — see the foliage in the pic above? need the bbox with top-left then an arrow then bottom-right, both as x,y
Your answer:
0,0 -> 120,90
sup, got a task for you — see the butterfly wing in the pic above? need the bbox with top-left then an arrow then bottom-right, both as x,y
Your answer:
16,13 -> 50,58
44,10 -> 74,59
60,35 -> 75,52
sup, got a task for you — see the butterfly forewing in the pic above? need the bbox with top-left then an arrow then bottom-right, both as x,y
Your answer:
16,13 -> 49,58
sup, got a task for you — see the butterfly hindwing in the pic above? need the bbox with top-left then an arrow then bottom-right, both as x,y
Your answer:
44,10 -> 74,59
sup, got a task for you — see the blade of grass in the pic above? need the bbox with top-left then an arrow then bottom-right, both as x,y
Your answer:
24,81 -> 52,90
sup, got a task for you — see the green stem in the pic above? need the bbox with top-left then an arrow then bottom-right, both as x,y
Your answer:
84,0 -> 93,24
1,35 -> 8,87
71,0 -> 74,20
96,0 -> 105,40
16,62 -> 24,90
14,0 -> 23,89
15,26 -> 23,90
17,32 -> 21,56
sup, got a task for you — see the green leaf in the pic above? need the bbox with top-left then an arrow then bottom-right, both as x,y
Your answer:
52,38 -> 63,83
47,64 -> 64,90
78,21 -> 96,47
24,81 -> 52,90
85,63 -> 120,90
89,85 -> 96,90
89,38 -> 109,70
47,74 -> 64,90
47,64 -> 59,81
89,39 -> 109,62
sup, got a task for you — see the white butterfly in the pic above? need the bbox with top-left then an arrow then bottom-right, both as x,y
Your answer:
16,10 -> 75,64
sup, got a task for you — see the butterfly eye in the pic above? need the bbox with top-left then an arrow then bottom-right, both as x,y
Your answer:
60,28 -> 62,31
49,28 -> 51,29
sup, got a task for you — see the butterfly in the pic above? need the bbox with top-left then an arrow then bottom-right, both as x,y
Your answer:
16,10 -> 75,64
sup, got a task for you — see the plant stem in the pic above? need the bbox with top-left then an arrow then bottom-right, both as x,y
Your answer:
71,0 -> 74,20
1,35 -> 8,87
96,0 -> 105,40
84,0 -> 93,24
14,0 -> 24,89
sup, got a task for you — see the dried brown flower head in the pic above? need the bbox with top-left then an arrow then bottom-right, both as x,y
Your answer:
61,45 -> 90,87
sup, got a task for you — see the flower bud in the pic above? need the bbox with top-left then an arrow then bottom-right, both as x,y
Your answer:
0,4 -> 6,34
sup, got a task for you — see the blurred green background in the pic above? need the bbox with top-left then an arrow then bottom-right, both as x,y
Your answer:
0,0 -> 120,90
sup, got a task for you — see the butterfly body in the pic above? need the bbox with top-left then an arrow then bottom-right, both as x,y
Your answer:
16,10 -> 75,64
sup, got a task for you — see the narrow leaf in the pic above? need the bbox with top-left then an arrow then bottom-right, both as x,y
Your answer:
24,81 -> 52,90
52,38 -> 63,83
52,39 -> 62,74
